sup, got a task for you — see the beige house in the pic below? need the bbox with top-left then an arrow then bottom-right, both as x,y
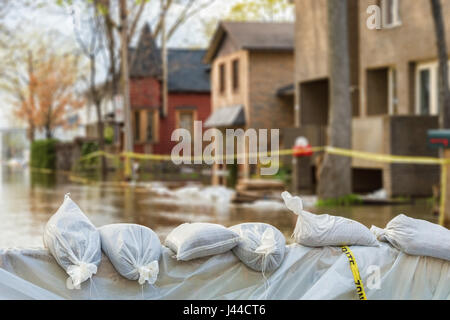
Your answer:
293,0 -> 450,197
204,21 -> 295,186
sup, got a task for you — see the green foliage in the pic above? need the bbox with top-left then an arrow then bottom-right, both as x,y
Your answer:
30,139 -> 58,169
202,0 -> 294,43
252,165 -> 291,185
227,0 -> 294,22
316,194 -> 363,207
104,125 -> 114,145
80,141 -> 99,167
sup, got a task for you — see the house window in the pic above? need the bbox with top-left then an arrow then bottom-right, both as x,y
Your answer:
134,111 -> 140,142
232,59 -> 239,91
134,109 -> 159,143
179,112 -> 194,134
176,108 -> 197,138
219,63 -> 226,94
381,0 -> 401,28
146,110 -> 156,143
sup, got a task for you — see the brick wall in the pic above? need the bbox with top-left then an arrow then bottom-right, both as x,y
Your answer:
130,77 -> 161,108
130,76 -> 211,155
154,92 -> 211,155
248,51 -> 295,130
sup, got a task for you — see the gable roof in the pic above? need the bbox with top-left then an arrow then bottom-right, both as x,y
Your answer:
204,21 -> 294,63
130,24 -> 210,93
130,23 -> 162,78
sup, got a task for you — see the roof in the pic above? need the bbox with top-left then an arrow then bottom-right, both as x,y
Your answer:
277,83 -> 295,97
204,21 -> 294,63
204,105 -> 246,128
168,49 -> 210,92
130,24 -> 210,93
130,24 -> 162,78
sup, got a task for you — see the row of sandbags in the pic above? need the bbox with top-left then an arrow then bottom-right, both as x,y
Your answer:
43,192 -> 450,291
281,191 -> 450,261
43,194 -> 286,290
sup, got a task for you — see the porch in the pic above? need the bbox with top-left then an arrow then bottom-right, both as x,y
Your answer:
286,115 -> 440,198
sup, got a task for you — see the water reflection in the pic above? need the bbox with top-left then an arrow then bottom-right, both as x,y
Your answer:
0,166 -> 438,248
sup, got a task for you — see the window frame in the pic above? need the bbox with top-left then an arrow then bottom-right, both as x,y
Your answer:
133,109 -> 159,144
388,67 -> 398,115
415,62 -> 438,116
381,0 -> 402,29
175,108 -> 197,136
146,109 -> 159,143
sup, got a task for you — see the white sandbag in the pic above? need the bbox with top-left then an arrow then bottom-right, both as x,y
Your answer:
99,224 -> 162,285
43,194 -> 101,289
282,191 -> 378,247
229,223 -> 286,273
371,214 -> 450,261
165,223 -> 240,261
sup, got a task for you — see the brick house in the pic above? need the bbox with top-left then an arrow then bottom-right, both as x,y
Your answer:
292,0 -> 450,197
129,24 -> 211,155
204,21 -> 295,186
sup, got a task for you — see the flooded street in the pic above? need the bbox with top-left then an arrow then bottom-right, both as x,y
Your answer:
0,166 -> 439,248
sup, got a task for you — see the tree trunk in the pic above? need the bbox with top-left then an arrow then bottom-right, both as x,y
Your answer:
96,112 -> 107,179
120,0 -> 134,180
45,123 -> 52,139
431,0 -> 450,129
90,54 -> 107,180
317,0 -> 352,200
430,0 -> 450,227
28,123 -> 35,142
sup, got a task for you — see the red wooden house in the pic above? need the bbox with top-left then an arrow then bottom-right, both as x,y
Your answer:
129,24 -> 211,155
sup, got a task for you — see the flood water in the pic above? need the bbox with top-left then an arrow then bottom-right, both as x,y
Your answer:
0,166 -> 439,248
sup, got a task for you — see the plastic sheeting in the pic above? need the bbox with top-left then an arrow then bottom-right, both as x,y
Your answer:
0,243 -> 449,300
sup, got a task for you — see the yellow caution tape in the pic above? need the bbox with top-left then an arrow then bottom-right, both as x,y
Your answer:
341,246 -> 367,300
325,146 -> 450,165
50,144 -> 450,227
440,165 -> 447,226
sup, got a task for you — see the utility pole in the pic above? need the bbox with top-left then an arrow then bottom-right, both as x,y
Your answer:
120,0 -> 133,180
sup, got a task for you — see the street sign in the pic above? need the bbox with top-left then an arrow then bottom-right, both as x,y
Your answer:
427,129 -> 450,149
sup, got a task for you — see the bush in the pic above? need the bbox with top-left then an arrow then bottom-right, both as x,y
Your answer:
104,126 -> 114,145
30,139 -> 58,169
316,194 -> 363,207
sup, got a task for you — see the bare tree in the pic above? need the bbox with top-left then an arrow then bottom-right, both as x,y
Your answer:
317,0 -> 352,200
119,0 -> 134,181
99,0 -> 218,119
71,1 -> 108,178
